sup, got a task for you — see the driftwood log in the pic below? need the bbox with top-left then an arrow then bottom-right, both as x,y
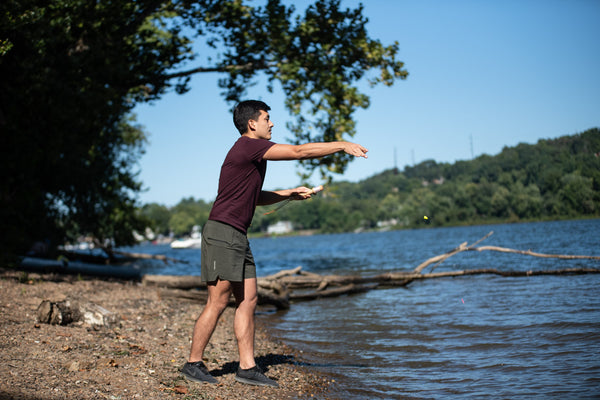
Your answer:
141,274 -> 293,309
111,249 -> 188,265
56,248 -> 188,266
37,299 -> 118,327
142,231 -> 600,310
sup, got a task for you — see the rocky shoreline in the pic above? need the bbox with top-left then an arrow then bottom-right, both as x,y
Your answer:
0,268 -> 335,399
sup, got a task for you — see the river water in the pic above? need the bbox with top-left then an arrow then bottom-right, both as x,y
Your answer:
127,219 -> 600,399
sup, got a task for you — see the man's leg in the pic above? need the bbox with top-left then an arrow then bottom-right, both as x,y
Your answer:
232,277 -> 279,387
232,277 -> 258,369
188,279 -> 232,362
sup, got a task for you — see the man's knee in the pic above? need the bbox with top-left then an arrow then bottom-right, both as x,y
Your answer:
232,280 -> 257,308
244,291 -> 258,307
206,295 -> 230,313
206,281 -> 232,312
235,290 -> 257,310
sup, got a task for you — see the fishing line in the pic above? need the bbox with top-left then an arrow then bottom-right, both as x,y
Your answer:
263,185 -> 323,215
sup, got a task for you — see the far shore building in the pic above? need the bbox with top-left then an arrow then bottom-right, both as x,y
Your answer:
267,221 -> 294,235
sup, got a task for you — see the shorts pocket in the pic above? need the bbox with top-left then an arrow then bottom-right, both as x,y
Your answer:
201,224 -> 246,282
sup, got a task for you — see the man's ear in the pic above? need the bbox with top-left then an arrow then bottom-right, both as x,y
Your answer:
248,119 -> 256,131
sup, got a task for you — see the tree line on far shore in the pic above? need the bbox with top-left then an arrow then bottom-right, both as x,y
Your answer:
140,128 -> 600,238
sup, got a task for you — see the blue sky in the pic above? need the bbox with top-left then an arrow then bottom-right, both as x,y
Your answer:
133,0 -> 600,206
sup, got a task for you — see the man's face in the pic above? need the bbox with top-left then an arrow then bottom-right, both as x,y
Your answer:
250,110 -> 274,140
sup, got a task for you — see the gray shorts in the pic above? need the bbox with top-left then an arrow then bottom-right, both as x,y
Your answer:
200,220 -> 256,283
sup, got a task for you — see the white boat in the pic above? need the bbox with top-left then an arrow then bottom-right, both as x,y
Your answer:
170,236 -> 202,249
170,226 -> 202,249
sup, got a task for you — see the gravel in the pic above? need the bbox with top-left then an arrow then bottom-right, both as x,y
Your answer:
0,269 -> 336,399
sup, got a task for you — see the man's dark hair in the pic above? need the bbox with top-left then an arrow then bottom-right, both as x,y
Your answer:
233,100 -> 271,135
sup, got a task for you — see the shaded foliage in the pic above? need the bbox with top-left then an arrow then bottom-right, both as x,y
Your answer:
1,0 -> 406,255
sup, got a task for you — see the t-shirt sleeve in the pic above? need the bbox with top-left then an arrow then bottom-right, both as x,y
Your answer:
245,138 -> 276,162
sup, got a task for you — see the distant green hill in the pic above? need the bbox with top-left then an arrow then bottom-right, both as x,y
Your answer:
250,127 -> 600,233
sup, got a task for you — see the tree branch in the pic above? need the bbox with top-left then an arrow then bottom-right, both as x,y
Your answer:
165,61 -> 268,80
413,231 -> 600,275
467,246 -> 600,260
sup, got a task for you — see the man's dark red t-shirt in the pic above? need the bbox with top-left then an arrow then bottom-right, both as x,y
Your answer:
208,136 -> 276,233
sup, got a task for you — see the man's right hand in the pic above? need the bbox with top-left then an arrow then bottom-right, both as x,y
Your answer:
343,142 -> 369,158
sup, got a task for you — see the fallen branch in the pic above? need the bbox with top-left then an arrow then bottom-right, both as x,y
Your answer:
413,231 -> 600,274
413,242 -> 468,273
263,266 -> 302,280
467,245 -> 600,260
142,275 -> 204,289
111,250 -> 189,265
142,274 -> 292,309
290,283 -> 379,301
276,272 -> 411,289
396,267 -> 600,280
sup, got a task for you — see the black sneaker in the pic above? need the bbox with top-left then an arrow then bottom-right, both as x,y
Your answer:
181,361 -> 218,384
235,365 -> 279,387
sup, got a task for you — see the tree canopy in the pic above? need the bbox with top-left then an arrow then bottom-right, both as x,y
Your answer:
0,0 -> 407,256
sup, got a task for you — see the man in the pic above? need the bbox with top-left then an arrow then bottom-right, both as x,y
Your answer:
181,100 -> 368,387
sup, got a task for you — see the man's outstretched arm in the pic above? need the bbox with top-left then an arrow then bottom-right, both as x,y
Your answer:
257,187 -> 314,206
263,141 -> 368,161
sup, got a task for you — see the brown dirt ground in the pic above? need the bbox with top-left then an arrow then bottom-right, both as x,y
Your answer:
0,269 -> 336,400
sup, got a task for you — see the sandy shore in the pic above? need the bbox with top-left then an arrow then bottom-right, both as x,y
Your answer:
0,268 -> 335,399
